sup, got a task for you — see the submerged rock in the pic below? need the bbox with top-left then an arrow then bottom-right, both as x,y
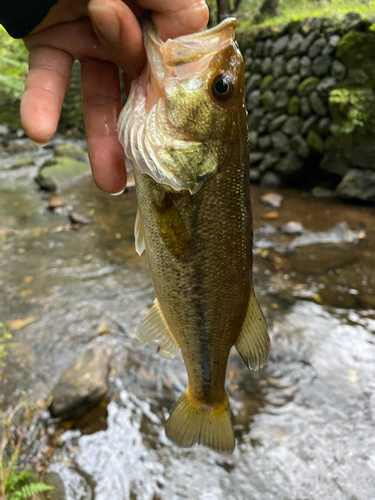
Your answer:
54,143 -> 87,162
35,157 -> 91,192
49,348 -> 109,420
261,192 -> 283,208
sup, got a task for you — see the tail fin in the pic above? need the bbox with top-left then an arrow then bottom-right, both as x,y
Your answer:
165,388 -> 235,455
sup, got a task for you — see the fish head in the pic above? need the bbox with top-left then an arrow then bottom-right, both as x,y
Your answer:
118,18 -> 246,194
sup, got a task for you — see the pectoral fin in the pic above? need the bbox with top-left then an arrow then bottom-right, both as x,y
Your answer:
235,290 -> 270,370
136,299 -> 180,358
134,207 -> 145,256
154,192 -> 190,262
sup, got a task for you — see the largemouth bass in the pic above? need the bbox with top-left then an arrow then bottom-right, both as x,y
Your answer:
118,17 -> 270,454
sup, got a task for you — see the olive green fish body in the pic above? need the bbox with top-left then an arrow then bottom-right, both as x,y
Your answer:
118,18 -> 270,454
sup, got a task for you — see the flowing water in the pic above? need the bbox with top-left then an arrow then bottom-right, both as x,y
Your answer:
1,136 -> 375,500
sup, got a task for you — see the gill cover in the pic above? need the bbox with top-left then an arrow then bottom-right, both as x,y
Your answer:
118,18 -> 237,195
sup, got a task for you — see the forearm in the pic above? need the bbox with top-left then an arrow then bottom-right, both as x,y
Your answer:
0,0 -> 58,38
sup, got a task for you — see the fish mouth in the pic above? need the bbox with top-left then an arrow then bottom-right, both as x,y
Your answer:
144,17 -> 237,90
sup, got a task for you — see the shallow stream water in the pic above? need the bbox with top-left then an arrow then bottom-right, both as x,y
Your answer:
1,136 -> 375,499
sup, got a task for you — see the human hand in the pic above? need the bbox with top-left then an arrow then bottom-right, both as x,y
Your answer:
21,0 -> 209,194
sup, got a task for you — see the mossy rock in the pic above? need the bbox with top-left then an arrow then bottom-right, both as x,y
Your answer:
260,75 -> 274,92
260,90 -> 276,111
307,130 -> 324,154
35,156 -> 91,192
288,96 -> 300,115
337,31 -> 375,84
54,143 -> 86,161
298,77 -> 320,97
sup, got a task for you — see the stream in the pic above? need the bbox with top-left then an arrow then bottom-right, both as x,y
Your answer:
0,132 -> 375,500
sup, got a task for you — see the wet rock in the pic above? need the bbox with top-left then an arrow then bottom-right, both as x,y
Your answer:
281,221 -> 304,235
318,117 -> 331,137
288,222 -> 362,272
261,193 -> 283,208
55,143 -> 86,162
35,157 -> 91,192
300,97 -> 312,118
275,151 -> 304,177
0,124 -> 10,137
272,35 -> 289,56
286,33 -> 304,57
260,171 -> 282,188
308,37 -> 326,58
282,116 -> 302,136
248,109 -> 265,130
250,152 -> 264,164
10,157 -> 36,169
266,274 -> 297,306
316,76 -> 337,96
258,135 -> 272,151
49,348 -> 109,419
320,148 -> 350,176
48,197 -> 65,210
336,169 -> 375,203
291,134 -> 310,158
248,131 -> 258,149
247,90 -> 261,109
332,60 -> 347,81
273,55 -> 285,78
286,74 -> 301,92
286,57 -> 300,75
300,31 -> 319,53
261,57 -> 273,75
260,75 -> 274,92
264,38 -> 274,57
271,75 -> 288,91
311,186 -> 336,198
250,168 -> 260,182
344,144 -> 375,170
6,139 -> 38,154
259,152 -> 279,171
300,56 -> 313,78
301,116 -> 318,135
246,74 -> 262,93
298,77 -> 319,97
310,91 -> 327,116
274,90 -> 289,111
268,114 -> 287,133
271,131 -> 290,153
254,41 -> 265,58
312,55 -> 332,77
69,212 -> 91,226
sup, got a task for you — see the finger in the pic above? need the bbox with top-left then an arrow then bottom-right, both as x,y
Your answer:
138,0 -> 209,40
88,0 -> 146,79
81,58 -> 127,194
21,47 -> 73,144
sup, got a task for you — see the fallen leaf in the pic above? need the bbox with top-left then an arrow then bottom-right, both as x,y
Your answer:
20,289 -> 32,297
23,276 -> 33,284
8,316 -> 37,330
263,211 -> 279,219
115,233 -> 121,239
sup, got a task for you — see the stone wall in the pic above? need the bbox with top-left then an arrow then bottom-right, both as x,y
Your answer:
238,12 -> 375,203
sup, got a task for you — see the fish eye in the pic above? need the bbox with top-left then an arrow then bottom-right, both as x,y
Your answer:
211,74 -> 234,102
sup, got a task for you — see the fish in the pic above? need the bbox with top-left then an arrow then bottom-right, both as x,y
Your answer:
118,17 -> 270,455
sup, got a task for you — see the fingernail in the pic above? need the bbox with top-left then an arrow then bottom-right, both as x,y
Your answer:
32,139 -> 50,147
110,189 -> 125,196
89,2 -> 121,43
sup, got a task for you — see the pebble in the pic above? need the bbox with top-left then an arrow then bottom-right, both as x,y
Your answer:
261,193 -> 284,208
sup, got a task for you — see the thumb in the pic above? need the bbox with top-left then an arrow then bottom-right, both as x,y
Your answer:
88,0 -> 146,79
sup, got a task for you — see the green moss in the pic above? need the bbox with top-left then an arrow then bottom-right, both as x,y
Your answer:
288,95 -> 300,115
260,90 -> 276,111
298,77 -> 320,97
307,130 -> 324,153
260,75 -> 274,92
337,31 -> 375,83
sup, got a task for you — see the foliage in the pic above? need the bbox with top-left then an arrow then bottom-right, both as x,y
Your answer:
0,324 -> 17,380
1,398 -> 53,499
329,88 -> 370,134
0,26 -> 28,102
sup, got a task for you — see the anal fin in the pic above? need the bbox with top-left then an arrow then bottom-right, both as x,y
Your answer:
136,299 -> 179,358
235,289 -> 270,370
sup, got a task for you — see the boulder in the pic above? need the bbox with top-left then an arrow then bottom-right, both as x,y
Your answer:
336,169 -> 375,203
49,348 -> 109,419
